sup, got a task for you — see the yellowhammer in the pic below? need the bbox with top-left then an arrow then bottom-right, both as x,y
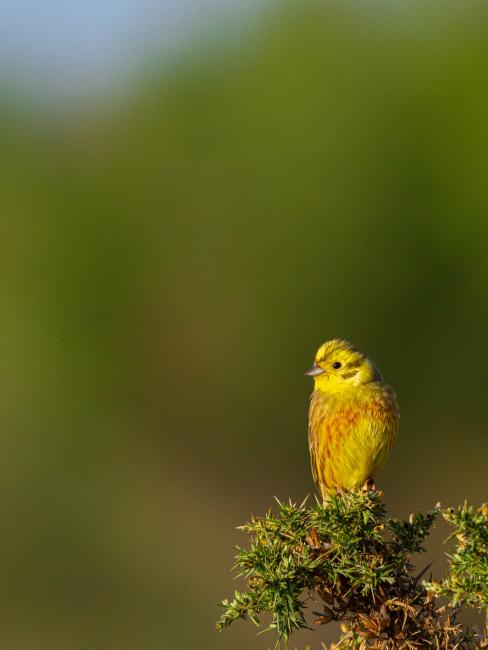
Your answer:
306,339 -> 399,498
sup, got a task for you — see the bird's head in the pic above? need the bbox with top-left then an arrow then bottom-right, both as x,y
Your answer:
305,339 -> 381,394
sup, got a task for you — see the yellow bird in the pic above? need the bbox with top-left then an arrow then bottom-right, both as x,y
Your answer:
305,339 -> 399,498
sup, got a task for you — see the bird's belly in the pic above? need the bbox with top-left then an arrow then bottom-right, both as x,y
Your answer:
309,387 -> 398,495
332,423 -> 390,490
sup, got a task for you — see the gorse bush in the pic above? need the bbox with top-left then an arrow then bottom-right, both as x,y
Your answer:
427,503 -> 488,612
217,491 -> 488,648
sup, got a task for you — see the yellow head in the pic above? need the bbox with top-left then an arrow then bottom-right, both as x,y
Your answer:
305,339 -> 381,394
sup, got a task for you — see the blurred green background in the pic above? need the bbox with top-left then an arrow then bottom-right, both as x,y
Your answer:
1,1 -> 487,648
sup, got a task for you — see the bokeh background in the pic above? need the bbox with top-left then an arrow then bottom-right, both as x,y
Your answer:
1,1 -> 487,648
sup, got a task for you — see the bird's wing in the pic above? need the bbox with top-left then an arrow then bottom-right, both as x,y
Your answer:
308,391 -> 329,491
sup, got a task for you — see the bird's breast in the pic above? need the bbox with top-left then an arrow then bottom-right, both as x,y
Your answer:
308,385 -> 398,494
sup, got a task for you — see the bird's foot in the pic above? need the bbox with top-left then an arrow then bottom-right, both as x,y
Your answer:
362,477 -> 376,492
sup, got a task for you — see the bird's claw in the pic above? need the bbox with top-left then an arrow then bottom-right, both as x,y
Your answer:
362,477 -> 376,492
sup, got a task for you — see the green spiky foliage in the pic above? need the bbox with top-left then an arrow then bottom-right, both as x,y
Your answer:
427,503 -> 488,612
216,491 -> 488,648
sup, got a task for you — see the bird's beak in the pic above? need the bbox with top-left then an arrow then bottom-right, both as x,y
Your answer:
304,364 -> 325,377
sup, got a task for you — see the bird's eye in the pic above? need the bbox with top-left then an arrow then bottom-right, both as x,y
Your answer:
332,361 -> 342,369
